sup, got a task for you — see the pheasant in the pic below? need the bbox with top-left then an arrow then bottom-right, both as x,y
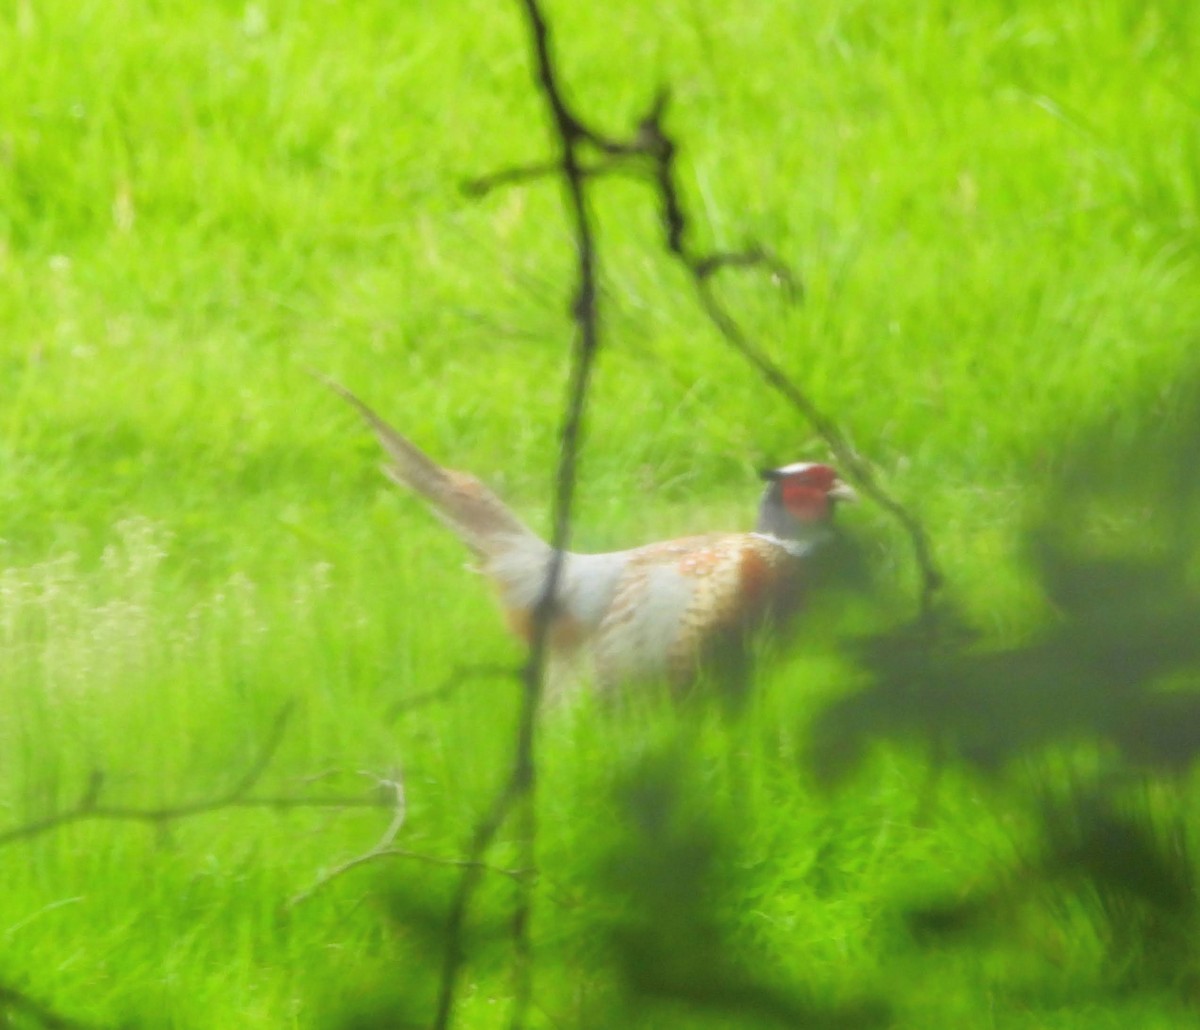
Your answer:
335,384 -> 856,692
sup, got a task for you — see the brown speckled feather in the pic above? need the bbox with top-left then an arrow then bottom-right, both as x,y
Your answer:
592,533 -> 805,689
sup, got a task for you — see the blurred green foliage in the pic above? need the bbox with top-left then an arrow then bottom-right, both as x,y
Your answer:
1,0 -> 1199,1026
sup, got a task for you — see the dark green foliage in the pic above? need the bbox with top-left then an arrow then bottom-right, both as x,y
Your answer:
811,371 -> 1200,1008
590,753 -> 888,1028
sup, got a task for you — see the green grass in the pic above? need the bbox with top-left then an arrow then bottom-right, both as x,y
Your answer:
1,0 -> 1199,1025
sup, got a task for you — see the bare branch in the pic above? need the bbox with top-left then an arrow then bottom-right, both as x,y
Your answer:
288,771 -> 408,905
220,699 -> 296,800
639,87 -> 943,624
689,275 -> 943,619
462,156 -> 637,197
693,247 -> 801,299
290,847 -> 531,909
386,663 -> 517,719
434,1 -> 608,1026
287,771 -> 531,907
0,703 -> 393,850
428,1 -> 951,1025
462,30 -> 945,628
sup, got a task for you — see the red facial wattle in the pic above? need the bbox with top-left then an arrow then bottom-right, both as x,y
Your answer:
781,480 -> 831,523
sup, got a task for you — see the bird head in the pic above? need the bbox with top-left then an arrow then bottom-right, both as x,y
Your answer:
756,462 -> 856,541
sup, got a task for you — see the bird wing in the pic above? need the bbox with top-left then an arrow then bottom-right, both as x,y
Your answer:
591,533 -> 803,689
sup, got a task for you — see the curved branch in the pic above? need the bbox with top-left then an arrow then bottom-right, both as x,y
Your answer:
0,703 -> 394,850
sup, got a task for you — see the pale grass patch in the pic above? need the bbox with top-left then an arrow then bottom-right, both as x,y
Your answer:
0,518 -> 336,700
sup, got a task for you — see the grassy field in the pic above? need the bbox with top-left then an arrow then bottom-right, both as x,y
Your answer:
2,0 -> 1199,1026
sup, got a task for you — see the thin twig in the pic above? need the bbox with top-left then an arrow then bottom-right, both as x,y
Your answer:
462,64 -> 945,629
290,771 -> 411,903
291,848 -> 532,908
641,93 -> 943,623
689,275 -> 942,619
221,699 -> 296,798
435,2 -> 949,1025
288,770 -> 536,908
462,155 -> 637,197
694,246 -> 801,298
0,703 -> 393,850
386,663 -> 517,719
433,2 -> 606,1027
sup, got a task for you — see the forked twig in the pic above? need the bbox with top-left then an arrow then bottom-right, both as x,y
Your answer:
431,1 -> 948,1025
462,155 -> 636,197
433,3 -> 606,1027
298,847 -> 531,901
289,771 -> 530,907
0,703 -> 392,850
466,60 -> 944,628
386,663 -> 518,719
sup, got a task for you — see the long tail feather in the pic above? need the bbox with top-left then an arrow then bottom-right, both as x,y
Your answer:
325,378 -> 543,560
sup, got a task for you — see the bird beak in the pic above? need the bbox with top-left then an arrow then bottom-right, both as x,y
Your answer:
759,468 -> 781,482
829,479 -> 858,503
